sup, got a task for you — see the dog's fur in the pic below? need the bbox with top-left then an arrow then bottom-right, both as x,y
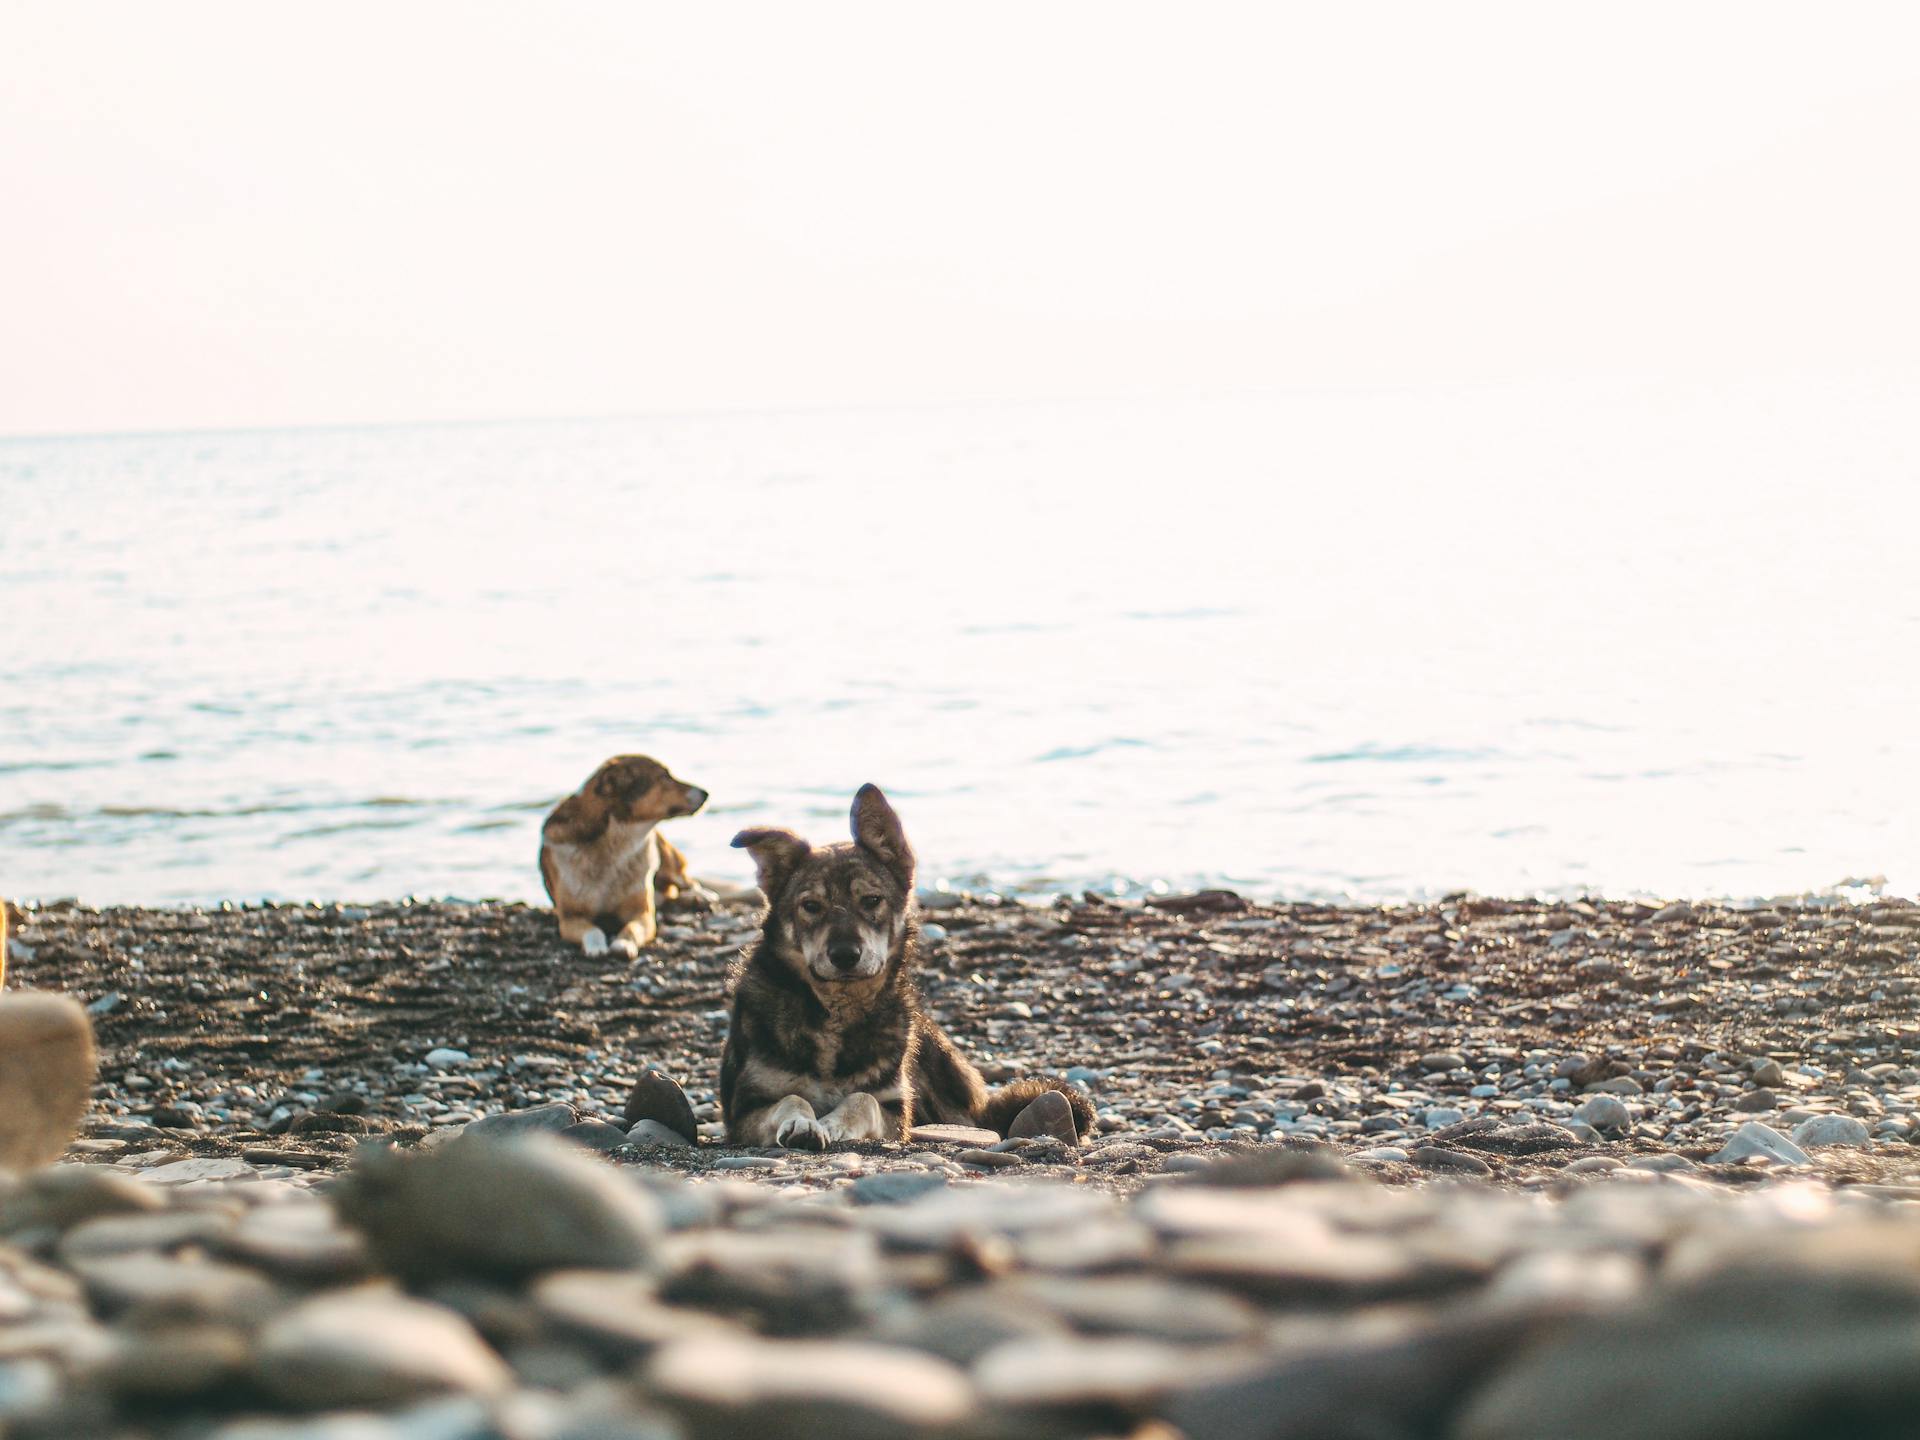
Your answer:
720,784 -> 1093,1149
540,755 -> 710,959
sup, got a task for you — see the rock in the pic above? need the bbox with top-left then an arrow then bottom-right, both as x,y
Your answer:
646,1336 -> 974,1438
958,1148 -> 1022,1168
560,1121 -> 633,1153
622,1072 -> 698,1145
1185,1147 -> 1354,1187
1584,1076 -> 1644,1095
1734,1087 -> 1778,1112
1792,1114 -> 1871,1149
2,1166 -> 164,1233
661,1228 -> 883,1334
220,1202 -> 371,1281
1453,1264 -> 1920,1440
1423,1107 -> 1465,1129
1420,1051 -> 1467,1072
1708,1122 -> 1811,1167
71,1253 -> 282,1323
626,1119 -> 693,1149
906,1124 -> 1001,1148
1412,1147 -> 1493,1177
331,1134 -> 662,1281
88,1323 -> 251,1399
59,1209 -> 236,1262
1007,1089 -> 1080,1144
1576,1095 -> 1631,1132
1751,1058 -> 1787,1086
975,1335 -> 1235,1409
141,1157 -> 257,1185
850,1172 -> 947,1206
1351,1146 -> 1411,1164
1627,1154 -> 1698,1173
1168,1309 -> 1550,1440
535,1268 -> 737,1359
868,1288 -> 1069,1365
254,1291 -> 511,1409
993,1274 -> 1263,1345
422,1048 -> 470,1068
288,1111 -> 377,1136
463,1103 -> 579,1140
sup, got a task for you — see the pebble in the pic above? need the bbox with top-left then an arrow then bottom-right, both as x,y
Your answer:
1412,1147 -> 1494,1177
1708,1121 -> 1811,1167
625,1119 -> 693,1149
254,1291 -> 511,1408
850,1172 -> 947,1206
646,1336 -> 974,1438
1007,1089 -> 1080,1144
1734,1088 -> 1778,1112
1791,1114 -> 1871,1149
622,1071 -> 698,1144
332,1135 -> 662,1281
1575,1095 -> 1631,1132
462,1102 -> 579,1140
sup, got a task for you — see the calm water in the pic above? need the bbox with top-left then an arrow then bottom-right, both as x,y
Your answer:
4,380 -> 1916,906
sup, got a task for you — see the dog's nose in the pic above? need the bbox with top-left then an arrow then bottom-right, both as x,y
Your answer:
827,941 -> 862,971
684,787 -> 708,812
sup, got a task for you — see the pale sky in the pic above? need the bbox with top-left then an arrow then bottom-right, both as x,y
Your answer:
3,2 -> 1916,436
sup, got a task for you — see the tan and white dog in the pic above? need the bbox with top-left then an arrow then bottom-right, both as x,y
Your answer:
0,902 -> 99,1170
539,755 -> 710,959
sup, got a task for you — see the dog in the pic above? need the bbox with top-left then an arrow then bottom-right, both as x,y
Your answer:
539,755 -> 710,958
0,902 -> 100,1171
720,784 -> 1093,1149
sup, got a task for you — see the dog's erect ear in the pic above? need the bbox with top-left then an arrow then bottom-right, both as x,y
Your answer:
850,784 -> 915,891
731,828 -> 811,901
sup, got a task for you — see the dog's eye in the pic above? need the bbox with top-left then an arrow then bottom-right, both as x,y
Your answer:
799,900 -> 825,918
860,894 -> 884,911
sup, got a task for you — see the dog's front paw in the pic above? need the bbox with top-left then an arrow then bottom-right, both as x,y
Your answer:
580,927 -> 610,957
775,1114 -> 830,1151
822,1092 -> 889,1143
681,884 -> 718,912
609,934 -> 641,960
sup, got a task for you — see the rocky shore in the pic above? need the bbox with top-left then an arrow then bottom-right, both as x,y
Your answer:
4,890 -> 1920,1436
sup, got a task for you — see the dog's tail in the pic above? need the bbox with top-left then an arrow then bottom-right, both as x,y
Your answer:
977,1076 -> 1095,1143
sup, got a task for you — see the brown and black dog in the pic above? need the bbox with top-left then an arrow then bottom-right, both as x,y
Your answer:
539,755 -> 710,959
721,784 -> 1092,1149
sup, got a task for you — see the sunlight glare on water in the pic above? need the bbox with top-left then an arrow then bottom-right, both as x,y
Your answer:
3,378 -> 1916,905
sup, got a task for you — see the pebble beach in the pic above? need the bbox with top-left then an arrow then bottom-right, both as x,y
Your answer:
5,888 -> 1920,1437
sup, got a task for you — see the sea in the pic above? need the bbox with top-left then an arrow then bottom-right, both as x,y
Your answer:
4,378 -> 1916,907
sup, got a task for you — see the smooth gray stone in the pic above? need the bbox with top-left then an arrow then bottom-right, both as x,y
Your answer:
1454,1265 -> 1920,1440
254,1291 -> 510,1409
1792,1114 -> 1871,1149
1008,1090 -> 1080,1144
622,1072 -> 697,1145
849,1172 -> 946,1206
1708,1122 -> 1810,1167
463,1103 -> 579,1140
1576,1095 -> 1631,1131
559,1121 -> 632,1153
332,1134 -> 662,1281
625,1119 -> 693,1150
647,1336 -> 973,1439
